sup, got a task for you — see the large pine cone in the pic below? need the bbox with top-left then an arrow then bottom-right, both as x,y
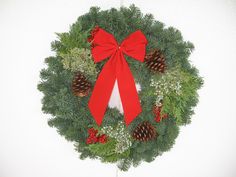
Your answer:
132,121 -> 157,141
145,49 -> 166,73
72,72 -> 92,97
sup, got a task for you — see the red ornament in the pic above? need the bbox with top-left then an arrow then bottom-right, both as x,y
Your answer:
88,27 -> 148,126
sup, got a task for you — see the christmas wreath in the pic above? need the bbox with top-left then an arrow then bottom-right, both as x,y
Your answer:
38,5 -> 203,171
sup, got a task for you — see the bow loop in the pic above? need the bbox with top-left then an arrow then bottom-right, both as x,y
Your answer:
88,27 -> 148,126
121,30 -> 148,61
92,28 -> 118,62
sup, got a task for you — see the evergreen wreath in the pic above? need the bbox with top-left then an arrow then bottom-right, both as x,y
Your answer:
38,5 -> 203,171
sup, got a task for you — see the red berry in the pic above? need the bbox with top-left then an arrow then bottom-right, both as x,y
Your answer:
86,138 -> 93,144
162,114 -> 168,119
98,134 -> 107,144
88,128 -> 98,136
91,136 -> 98,143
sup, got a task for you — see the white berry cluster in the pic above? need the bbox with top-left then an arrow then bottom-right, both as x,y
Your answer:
150,69 -> 182,105
101,121 -> 132,154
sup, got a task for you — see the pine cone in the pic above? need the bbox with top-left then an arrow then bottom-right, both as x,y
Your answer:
132,121 -> 157,141
145,49 -> 166,73
72,72 -> 92,97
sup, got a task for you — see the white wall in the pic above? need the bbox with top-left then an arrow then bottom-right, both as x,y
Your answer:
0,0 -> 236,177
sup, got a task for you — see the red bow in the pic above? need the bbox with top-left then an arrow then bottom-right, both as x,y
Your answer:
88,27 -> 148,126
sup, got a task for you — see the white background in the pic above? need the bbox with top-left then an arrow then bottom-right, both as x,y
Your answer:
1,0 -> 236,177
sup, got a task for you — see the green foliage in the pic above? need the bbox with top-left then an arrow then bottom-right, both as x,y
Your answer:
150,66 -> 203,124
150,67 -> 183,105
60,48 -> 98,81
88,138 -> 130,163
51,23 -> 90,54
161,69 -> 203,125
38,5 -> 202,171
117,158 -> 133,171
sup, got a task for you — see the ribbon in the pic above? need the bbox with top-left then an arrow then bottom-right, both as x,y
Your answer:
88,27 -> 148,126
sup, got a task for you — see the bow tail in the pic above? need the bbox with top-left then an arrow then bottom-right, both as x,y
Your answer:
117,54 -> 142,125
88,57 -> 117,125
